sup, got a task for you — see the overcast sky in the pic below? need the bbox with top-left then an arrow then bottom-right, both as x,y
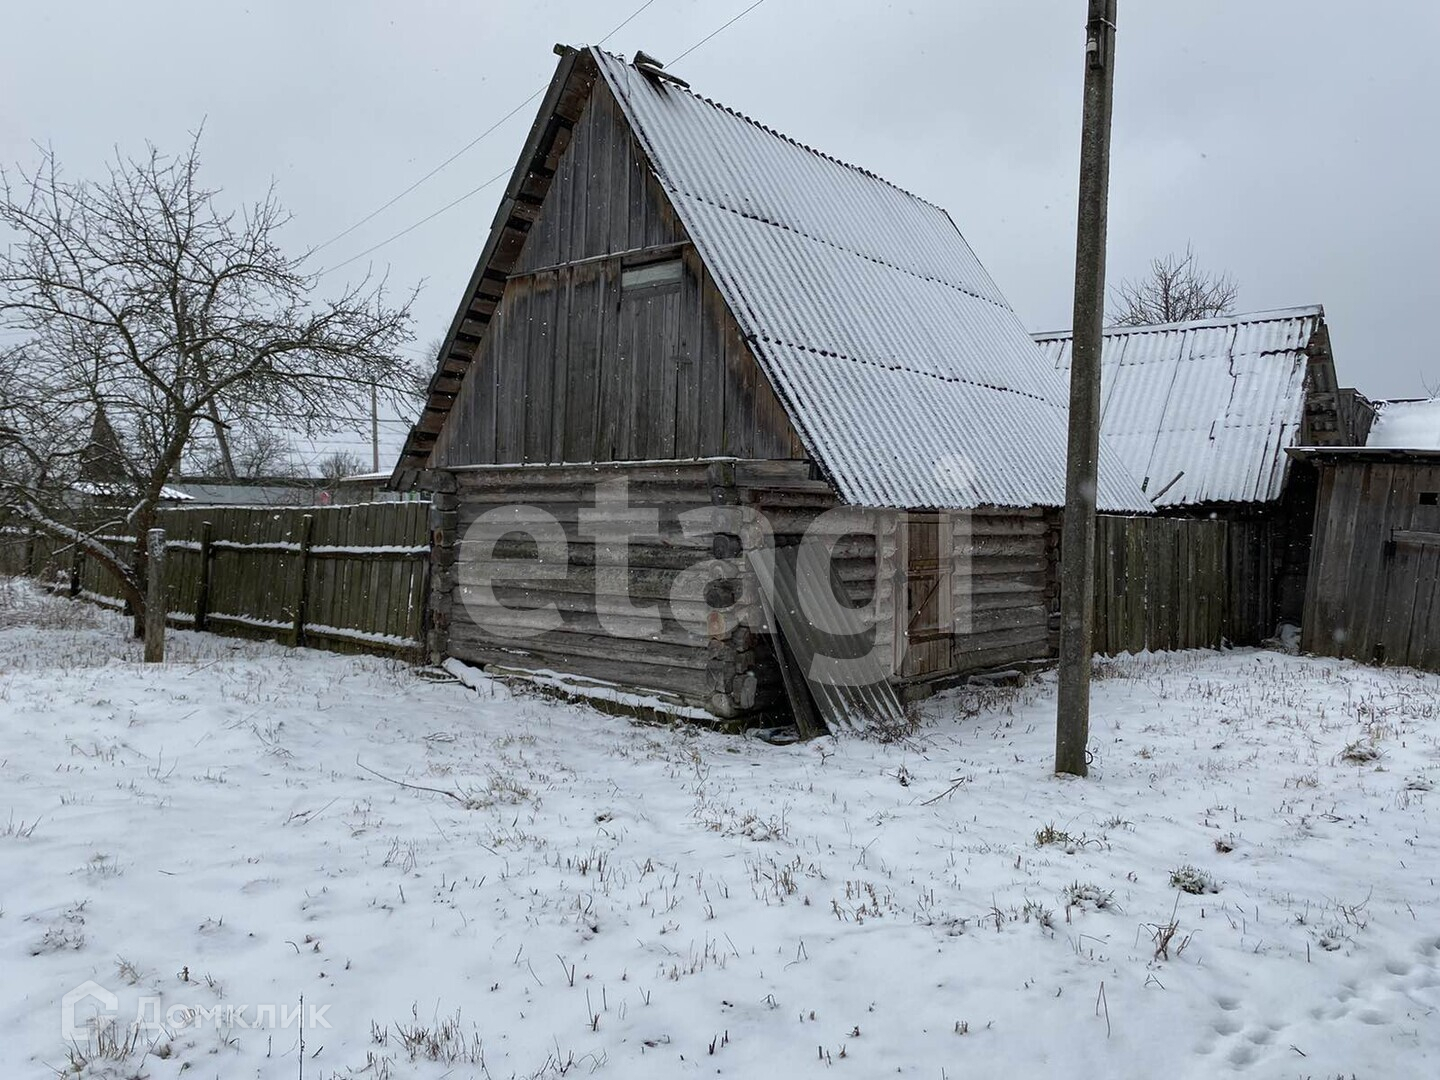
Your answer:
5,0 -> 1438,443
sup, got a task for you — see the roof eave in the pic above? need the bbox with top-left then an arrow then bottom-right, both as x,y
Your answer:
1288,446 -> 1440,463
389,45 -> 596,490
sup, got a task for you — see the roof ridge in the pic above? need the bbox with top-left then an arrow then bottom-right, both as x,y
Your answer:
1032,304 -> 1326,340
586,45 -> 950,215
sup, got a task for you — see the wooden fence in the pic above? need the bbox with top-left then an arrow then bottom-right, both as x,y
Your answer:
1093,515 -> 1273,654
2,503 -> 431,656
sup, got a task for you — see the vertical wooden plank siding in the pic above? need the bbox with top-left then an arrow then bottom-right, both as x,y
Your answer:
1090,515 -> 1247,655
1304,458 -> 1440,671
426,75 -> 806,474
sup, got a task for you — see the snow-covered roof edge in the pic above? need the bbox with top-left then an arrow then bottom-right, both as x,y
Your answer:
1032,304 -> 1326,342
1364,397 -> 1440,451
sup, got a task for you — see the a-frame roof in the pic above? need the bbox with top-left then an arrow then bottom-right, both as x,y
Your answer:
1034,306 -> 1329,506
398,46 -> 1150,512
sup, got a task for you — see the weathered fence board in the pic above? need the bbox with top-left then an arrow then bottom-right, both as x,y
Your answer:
1,502 -> 430,657
1092,515 -> 1272,654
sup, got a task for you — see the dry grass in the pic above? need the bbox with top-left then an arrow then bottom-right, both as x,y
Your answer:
1169,865 -> 1220,895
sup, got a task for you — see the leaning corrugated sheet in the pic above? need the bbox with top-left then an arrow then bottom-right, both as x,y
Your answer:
593,49 -> 1149,513
1366,398 -> 1440,450
1033,306 -> 1323,506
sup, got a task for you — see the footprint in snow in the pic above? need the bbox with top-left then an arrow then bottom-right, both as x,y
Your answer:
1225,1041 -> 1258,1067
1211,1014 -> 1242,1037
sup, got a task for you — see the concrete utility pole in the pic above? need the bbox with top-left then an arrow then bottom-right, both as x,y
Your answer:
370,382 -> 381,473
1056,0 -> 1117,777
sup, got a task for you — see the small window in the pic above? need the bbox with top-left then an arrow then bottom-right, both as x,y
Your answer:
1420,492 -> 1438,506
621,258 -> 682,290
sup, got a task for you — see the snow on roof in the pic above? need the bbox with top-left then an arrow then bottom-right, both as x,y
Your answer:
1033,306 -> 1325,506
336,471 -> 393,483
1366,398 -> 1440,450
72,480 -> 193,502
165,482 -> 317,507
594,49 -> 1149,512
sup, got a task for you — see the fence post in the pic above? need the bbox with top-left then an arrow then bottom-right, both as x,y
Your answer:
195,520 -> 213,631
144,528 -> 166,663
292,513 -> 315,647
69,544 -> 83,598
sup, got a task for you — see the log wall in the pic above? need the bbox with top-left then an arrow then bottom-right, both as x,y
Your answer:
951,507 -> 1053,675
438,460 -> 1064,720
440,461 -> 766,717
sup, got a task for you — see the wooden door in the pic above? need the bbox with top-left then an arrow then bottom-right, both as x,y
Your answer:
612,259 -> 683,461
899,513 -> 953,678
1379,530 -> 1440,670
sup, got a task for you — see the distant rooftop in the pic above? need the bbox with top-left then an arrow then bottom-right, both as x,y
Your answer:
1366,398 -> 1440,451
1033,307 -> 1327,506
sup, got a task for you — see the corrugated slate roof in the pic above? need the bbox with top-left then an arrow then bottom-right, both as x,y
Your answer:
1367,398 -> 1440,450
594,49 -> 1149,512
1033,306 -> 1324,506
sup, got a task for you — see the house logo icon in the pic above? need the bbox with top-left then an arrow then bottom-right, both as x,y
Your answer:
61,980 -> 118,1041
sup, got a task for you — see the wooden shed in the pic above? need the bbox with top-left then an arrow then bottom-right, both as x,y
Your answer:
1035,309 -> 1371,642
392,45 -> 1152,727
1293,399 -> 1440,671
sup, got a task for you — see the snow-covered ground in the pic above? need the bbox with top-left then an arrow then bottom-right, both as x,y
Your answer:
2,579 -> 1437,1079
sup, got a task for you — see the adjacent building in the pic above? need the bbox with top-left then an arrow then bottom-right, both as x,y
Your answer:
1293,397 -> 1440,671
1034,307 -> 1370,639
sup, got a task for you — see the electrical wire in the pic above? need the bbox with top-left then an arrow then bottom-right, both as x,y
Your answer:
309,0 -> 664,258
594,0 -> 663,44
672,0 -> 769,64
317,165 -> 510,278
316,0 -> 773,279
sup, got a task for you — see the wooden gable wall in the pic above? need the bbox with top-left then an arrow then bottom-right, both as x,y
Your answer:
430,73 -> 806,468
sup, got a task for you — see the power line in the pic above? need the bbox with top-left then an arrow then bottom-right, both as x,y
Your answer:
317,166 -> 510,278
595,0 -> 663,43
672,0 -> 769,64
309,98 -> 543,258
317,0 -> 773,280
309,0 -> 664,259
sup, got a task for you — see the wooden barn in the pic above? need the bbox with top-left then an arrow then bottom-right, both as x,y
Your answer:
1033,307 -> 1371,642
1292,397 -> 1440,671
392,44 -> 1153,726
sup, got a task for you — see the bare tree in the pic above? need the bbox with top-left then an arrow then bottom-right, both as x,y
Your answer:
189,422 -> 299,479
0,136 -> 416,629
317,450 -> 366,485
1110,244 -> 1239,326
